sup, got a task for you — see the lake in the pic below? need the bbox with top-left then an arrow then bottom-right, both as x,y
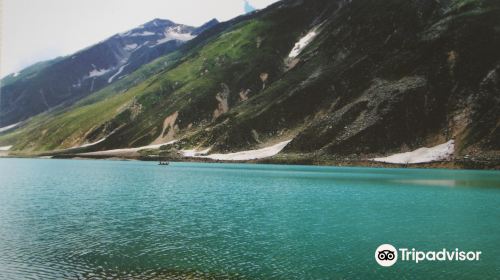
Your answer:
0,158 -> 499,279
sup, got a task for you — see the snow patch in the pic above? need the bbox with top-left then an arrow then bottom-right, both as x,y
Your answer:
0,146 -> 12,151
0,122 -> 21,133
184,140 -> 292,161
165,27 -> 194,41
88,68 -> 110,78
72,80 -> 82,88
119,31 -> 132,37
154,27 -> 194,46
108,64 -> 128,83
124,43 -> 138,51
181,148 -> 211,157
129,31 -> 155,37
13,72 -> 20,77
79,140 -> 178,156
288,30 -> 318,58
372,140 -> 455,164
75,137 -> 108,148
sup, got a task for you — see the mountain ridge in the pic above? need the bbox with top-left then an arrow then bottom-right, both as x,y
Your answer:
1,0 -> 498,168
0,17 -> 219,127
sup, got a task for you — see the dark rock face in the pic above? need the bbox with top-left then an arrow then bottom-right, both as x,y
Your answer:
195,0 -> 500,159
288,76 -> 431,155
0,18 -> 218,127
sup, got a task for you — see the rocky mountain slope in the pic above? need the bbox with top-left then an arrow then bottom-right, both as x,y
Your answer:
0,0 -> 498,167
0,18 -> 218,127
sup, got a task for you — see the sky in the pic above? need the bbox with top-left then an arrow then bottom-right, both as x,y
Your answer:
0,0 -> 279,77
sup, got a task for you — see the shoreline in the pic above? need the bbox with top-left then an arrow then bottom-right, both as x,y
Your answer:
2,153 -> 499,171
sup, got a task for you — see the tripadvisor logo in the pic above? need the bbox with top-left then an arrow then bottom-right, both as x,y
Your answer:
375,244 -> 482,267
375,244 -> 398,267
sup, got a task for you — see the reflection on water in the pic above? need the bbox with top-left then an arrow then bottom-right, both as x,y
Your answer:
394,179 -> 458,187
0,159 -> 499,279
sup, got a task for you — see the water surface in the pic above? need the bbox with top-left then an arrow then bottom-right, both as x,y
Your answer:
0,159 -> 499,279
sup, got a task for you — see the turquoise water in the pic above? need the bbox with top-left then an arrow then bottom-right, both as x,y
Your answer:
0,158 -> 499,279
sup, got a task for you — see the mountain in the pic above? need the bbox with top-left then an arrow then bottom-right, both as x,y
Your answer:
0,18 -> 219,127
1,0 -> 498,168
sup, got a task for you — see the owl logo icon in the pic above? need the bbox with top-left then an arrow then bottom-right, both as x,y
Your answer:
378,250 -> 396,261
375,244 -> 398,267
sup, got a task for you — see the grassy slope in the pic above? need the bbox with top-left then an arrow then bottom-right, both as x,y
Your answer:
0,52 -> 182,151
90,19 -> 288,150
1,0 -> 326,153
0,18 -> 280,152
95,0 -> 327,151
